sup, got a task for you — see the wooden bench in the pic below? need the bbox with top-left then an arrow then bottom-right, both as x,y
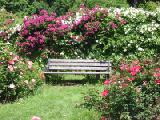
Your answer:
44,59 -> 112,79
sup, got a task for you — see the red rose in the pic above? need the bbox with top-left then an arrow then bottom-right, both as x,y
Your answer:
8,60 -> 15,65
101,116 -> 107,120
101,90 -> 109,97
155,80 -> 160,85
128,77 -> 135,81
131,71 -> 137,76
130,66 -> 141,73
104,80 -> 111,85
154,73 -> 160,77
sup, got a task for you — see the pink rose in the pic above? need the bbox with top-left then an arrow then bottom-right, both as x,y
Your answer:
104,80 -> 111,85
27,61 -> 33,69
31,116 -> 41,120
127,77 -> 135,81
13,55 -> 19,61
8,60 -> 15,65
8,65 -> 14,72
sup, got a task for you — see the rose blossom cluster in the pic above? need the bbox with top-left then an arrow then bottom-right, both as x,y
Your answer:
101,60 -> 160,98
18,6 -> 127,55
6,52 -> 33,72
0,18 -> 21,40
7,52 -> 20,72
153,68 -> 160,85
18,10 -> 71,54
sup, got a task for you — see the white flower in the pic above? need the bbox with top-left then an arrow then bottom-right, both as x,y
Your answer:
60,52 -> 64,55
74,52 -> 78,55
8,83 -> 15,89
130,40 -> 133,44
128,44 -> 131,47
0,90 -> 3,93
15,24 -> 22,31
123,48 -> 127,52
114,8 -> 121,14
138,47 -> 144,51
9,52 -> 13,56
75,12 -> 82,21
24,80 -> 29,84
0,8 -> 5,12
147,27 -> 152,32
32,79 -> 36,83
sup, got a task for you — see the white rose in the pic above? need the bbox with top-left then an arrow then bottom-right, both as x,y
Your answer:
0,90 -> 3,93
60,52 -> 64,55
138,47 -> 144,51
123,49 -> 127,52
8,83 -> 15,89
32,79 -> 36,83
24,80 -> 29,84
128,44 -> 131,47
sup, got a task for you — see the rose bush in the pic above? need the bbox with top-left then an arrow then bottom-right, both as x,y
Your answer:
0,40 -> 44,103
16,6 -> 160,61
82,59 -> 160,120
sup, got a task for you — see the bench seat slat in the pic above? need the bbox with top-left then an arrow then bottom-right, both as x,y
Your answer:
44,72 -> 110,74
48,66 -> 109,71
48,59 -> 108,63
48,62 -> 111,67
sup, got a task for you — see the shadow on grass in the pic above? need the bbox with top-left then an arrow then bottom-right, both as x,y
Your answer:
45,74 -> 105,86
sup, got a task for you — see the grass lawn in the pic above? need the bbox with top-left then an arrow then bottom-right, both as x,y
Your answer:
0,84 -> 100,120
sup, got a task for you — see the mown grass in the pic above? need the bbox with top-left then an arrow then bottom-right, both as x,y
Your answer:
0,84 -> 100,120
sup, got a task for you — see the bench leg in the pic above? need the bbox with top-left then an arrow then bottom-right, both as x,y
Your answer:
96,70 -> 100,79
96,74 -> 100,80
105,74 -> 109,80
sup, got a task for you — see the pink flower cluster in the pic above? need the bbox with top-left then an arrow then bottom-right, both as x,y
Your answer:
18,9 -> 71,54
120,60 -> 141,78
101,79 -> 111,97
84,21 -> 100,36
100,59 -> 160,101
18,32 -> 45,53
119,60 -> 160,85
71,6 -> 109,38
18,6 -> 127,55
153,68 -> 160,85
5,52 -> 33,72
7,54 -> 19,72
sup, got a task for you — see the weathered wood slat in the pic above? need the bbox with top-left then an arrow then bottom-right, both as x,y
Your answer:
48,59 -> 109,63
48,62 -> 111,66
44,72 -> 110,74
48,66 -> 108,70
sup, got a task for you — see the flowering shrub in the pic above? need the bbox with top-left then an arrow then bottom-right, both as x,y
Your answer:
82,59 -> 160,120
17,6 -> 160,60
0,8 -> 21,43
0,41 -> 43,102
17,9 -> 73,57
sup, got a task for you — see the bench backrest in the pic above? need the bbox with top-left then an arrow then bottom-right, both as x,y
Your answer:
47,59 -> 112,73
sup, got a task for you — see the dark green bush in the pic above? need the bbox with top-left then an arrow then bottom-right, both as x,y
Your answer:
70,0 -> 128,11
0,0 -> 129,15
138,1 -> 159,11
25,1 -> 49,15
0,0 -> 28,13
